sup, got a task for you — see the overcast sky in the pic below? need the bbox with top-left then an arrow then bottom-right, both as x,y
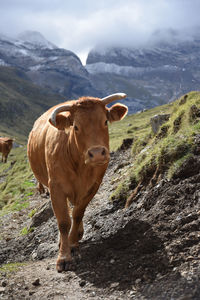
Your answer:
1,0 -> 200,64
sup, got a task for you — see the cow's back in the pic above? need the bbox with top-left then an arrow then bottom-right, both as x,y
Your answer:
1,137 -> 13,143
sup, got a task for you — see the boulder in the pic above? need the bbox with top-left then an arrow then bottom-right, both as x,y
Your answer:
150,114 -> 170,134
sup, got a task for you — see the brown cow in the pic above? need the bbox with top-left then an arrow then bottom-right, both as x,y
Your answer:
27,93 -> 128,272
0,137 -> 13,163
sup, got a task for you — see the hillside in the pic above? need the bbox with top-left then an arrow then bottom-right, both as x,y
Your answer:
0,66 -> 66,141
111,91 -> 200,207
0,91 -> 200,299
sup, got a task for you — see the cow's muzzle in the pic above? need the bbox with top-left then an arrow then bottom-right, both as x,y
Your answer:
85,146 -> 110,165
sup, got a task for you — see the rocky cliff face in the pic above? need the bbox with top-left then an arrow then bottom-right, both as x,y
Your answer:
86,33 -> 200,113
0,31 -> 99,100
1,30 -> 200,114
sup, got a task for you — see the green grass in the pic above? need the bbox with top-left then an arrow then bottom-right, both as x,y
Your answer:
109,101 -> 173,151
28,208 -> 37,218
109,91 -> 200,203
20,226 -> 35,236
0,262 -> 25,275
0,146 -> 35,213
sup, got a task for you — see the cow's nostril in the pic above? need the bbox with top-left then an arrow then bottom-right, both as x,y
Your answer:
88,151 -> 93,158
102,148 -> 106,156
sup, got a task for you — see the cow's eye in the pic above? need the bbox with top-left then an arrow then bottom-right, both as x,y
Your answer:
105,120 -> 108,126
74,125 -> 79,131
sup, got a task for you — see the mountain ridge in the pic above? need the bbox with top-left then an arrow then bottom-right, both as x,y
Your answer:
0,31 -> 99,101
0,29 -> 200,136
86,35 -> 200,106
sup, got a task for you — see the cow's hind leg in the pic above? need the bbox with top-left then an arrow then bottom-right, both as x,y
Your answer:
50,188 -> 72,272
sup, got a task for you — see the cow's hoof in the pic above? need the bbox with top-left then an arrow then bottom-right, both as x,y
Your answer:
56,259 -> 76,272
71,246 -> 81,261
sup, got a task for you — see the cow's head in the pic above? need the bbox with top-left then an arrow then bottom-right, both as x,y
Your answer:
49,93 -> 128,166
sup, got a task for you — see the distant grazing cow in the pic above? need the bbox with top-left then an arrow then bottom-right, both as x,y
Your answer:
0,137 -> 13,163
27,93 -> 128,272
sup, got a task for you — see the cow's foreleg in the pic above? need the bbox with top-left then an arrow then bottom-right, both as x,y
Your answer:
69,183 -> 100,256
69,205 -> 86,247
69,204 -> 86,260
78,220 -> 84,240
50,189 -> 72,272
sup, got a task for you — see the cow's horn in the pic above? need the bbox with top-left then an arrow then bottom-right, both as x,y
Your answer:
49,105 -> 72,126
101,93 -> 127,105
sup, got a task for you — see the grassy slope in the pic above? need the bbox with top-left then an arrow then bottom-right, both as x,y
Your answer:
0,66 -> 65,142
0,146 -> 34,211
110,91 -> 200,203
109,101 -> 173,151
129,91 -> 200,179
0,91 -> 199,212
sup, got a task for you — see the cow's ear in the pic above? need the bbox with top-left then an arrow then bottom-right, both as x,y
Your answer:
49,114 -> 72,130
107,103 -> 128,123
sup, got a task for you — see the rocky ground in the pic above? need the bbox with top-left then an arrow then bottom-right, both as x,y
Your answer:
0,146 -> 200,300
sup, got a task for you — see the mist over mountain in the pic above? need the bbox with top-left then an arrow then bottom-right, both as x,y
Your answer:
17,31 -> 57,49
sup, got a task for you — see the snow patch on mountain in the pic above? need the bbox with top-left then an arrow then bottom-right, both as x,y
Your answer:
0,59 -> 7,66
17,31 -> 57,49
0,31 -> 84,72
86,61 -> 179,77
86,62 -> 142,75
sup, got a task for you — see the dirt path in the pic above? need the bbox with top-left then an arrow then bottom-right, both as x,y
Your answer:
0,148 -> 200,299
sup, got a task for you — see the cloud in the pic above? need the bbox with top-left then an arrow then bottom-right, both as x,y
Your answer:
1,0 -> 200,63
